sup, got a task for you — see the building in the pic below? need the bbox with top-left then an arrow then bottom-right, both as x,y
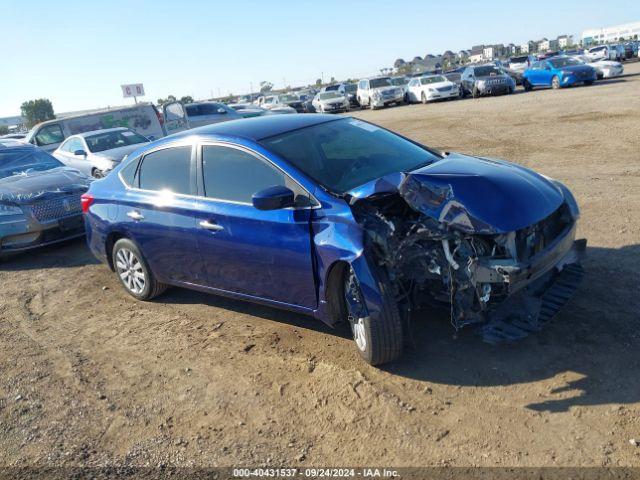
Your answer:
483,44 -> 504,60
582,22 -> 640,46
457,50 -> 469,62
520,40 -> 536,54
557,34 -> 573,49
538,38 -> 559,52
468,47 -> 484,63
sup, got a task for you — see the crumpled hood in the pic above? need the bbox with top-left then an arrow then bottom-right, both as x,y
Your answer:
0,167 -> 92,204
348,153 -> 565,234
95,143 -> 148,162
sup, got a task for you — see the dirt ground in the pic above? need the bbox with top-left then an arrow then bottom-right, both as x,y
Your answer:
1,62 -> 639,470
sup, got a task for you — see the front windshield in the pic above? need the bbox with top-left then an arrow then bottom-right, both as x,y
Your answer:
0,148 -> 63,180
548,57 -> 581,68
474,66 -> 502,76
390,77 -> 408,86
345,84 -> 357,93
420,75 -> 446,84
85,130 -> 148,153
318,92 -> 341,100
279,94 -> 298,102
369,77 -> 391,88
260,118 -> 440,193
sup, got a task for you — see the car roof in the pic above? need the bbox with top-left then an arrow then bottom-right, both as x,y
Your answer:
70,127 -> 130,138
167,114 -> 341,143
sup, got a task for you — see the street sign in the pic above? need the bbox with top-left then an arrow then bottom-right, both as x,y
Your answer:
121,83 -> 145,98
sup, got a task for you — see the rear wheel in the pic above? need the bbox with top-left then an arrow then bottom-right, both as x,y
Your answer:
472,86 -> 481,98
343,265 -> 403,366
91,168 -> 105,179
551,75 -> 561,89
112,238 -> 167,301
421,92 -> 428,104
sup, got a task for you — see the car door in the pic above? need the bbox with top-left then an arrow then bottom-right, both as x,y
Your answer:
539,61 -> 554,85
56,137 -> 90,174
162,101 -> 191,135
192,143 -> 317,308
124,144 -> 202,284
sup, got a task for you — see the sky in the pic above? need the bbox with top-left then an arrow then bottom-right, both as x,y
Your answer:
1,0 -> 639,117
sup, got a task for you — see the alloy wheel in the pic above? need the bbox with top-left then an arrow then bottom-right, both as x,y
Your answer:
115,248 -> 146,294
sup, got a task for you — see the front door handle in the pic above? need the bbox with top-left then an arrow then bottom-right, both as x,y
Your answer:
127,210 -> 144,221
199,220 -> 224,231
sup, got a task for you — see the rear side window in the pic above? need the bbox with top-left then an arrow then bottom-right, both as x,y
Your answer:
119,158 -> 140,187
138,146 -> 192,194
35,124 -> 64,146
201,145 -> 312,207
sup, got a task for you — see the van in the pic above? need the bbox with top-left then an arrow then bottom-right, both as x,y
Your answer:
25,102 -> 191,152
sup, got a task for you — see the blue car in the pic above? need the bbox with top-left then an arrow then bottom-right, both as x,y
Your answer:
83,115 -> 586,365
523,56 -> 597,90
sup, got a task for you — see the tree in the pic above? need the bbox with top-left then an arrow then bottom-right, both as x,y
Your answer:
259,81 -> 273,93
315,78 -> 322,87
180,95 -> 194,104
157,95 -> 176,106
0,125 -> 9,135
393,58 -> 406,69
20,99 -> 55,128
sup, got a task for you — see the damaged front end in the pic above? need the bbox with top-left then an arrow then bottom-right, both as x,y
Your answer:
348,153 -> 586,343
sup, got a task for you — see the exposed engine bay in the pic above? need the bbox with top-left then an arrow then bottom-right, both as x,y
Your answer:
349,166 -> 586,343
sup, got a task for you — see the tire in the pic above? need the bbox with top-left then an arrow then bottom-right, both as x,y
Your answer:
551,75 -> 561,89
112,238 -> 167,301
92,168 -> 104,179
421,92 -> 428,104
343,265 -> 403,366
523,79 -> 533,91
472,86 -> 481,98
404,93 -> 411,104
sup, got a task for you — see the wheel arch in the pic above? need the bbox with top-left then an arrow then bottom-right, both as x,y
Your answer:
105,231 -> 131,271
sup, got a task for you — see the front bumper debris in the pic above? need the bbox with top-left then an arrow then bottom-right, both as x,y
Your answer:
479,239 -> 586,344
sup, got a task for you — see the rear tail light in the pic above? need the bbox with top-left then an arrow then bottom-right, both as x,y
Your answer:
80,193 -> 94,214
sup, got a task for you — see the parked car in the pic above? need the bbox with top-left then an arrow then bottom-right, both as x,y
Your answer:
0,139 -> 91,256
406,74 -> 460,103
523,57 -> 597,90
499,66 -> 524,85
53,127 -> 150,178
442,71 -> 462,88
227,103 -> 271,117
25,103 -> 167,152
83,115 -> 585,365
356,77 -> 404,109
508,55 -> 536,73
257,94 -> 305,113
585,45 -> 616,62
574,55 -> 623,79
461,64 -> 516,98
184,102 -> 244,127
343,83 -> 359,108
312,91 -> 350,113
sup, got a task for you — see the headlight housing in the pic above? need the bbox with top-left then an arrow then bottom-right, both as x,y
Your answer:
0,203 -> 24,217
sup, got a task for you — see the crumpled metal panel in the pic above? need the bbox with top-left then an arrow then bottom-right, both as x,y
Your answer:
0,167 -> 92,204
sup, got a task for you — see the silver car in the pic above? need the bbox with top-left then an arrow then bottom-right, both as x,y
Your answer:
53,127 -> 150,178
0,140 -> 91,257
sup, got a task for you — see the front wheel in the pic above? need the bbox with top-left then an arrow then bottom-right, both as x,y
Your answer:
343,266 -> 403,366
551,75 -> 561,89
112,238 -> 167,301
421,92 -> 428,104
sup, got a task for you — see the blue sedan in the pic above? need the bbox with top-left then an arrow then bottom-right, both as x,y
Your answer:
82,115 -> 586,365
523,56 -> 597,90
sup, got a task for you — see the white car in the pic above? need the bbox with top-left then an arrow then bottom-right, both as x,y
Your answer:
256,94 -> 300,113
575,55 -> 624,79
406,75 -> 460,104
356,77 -> 405,110
53,127 -> 149,178
584,45 -> 617,62
312,91 -> 350,113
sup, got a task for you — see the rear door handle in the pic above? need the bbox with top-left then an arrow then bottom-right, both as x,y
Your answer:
127,210 -> 144,221
199,220 -> 224,231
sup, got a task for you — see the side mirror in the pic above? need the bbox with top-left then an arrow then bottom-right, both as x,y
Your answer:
74,149 -> 87,156
252,185 -> 295,211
